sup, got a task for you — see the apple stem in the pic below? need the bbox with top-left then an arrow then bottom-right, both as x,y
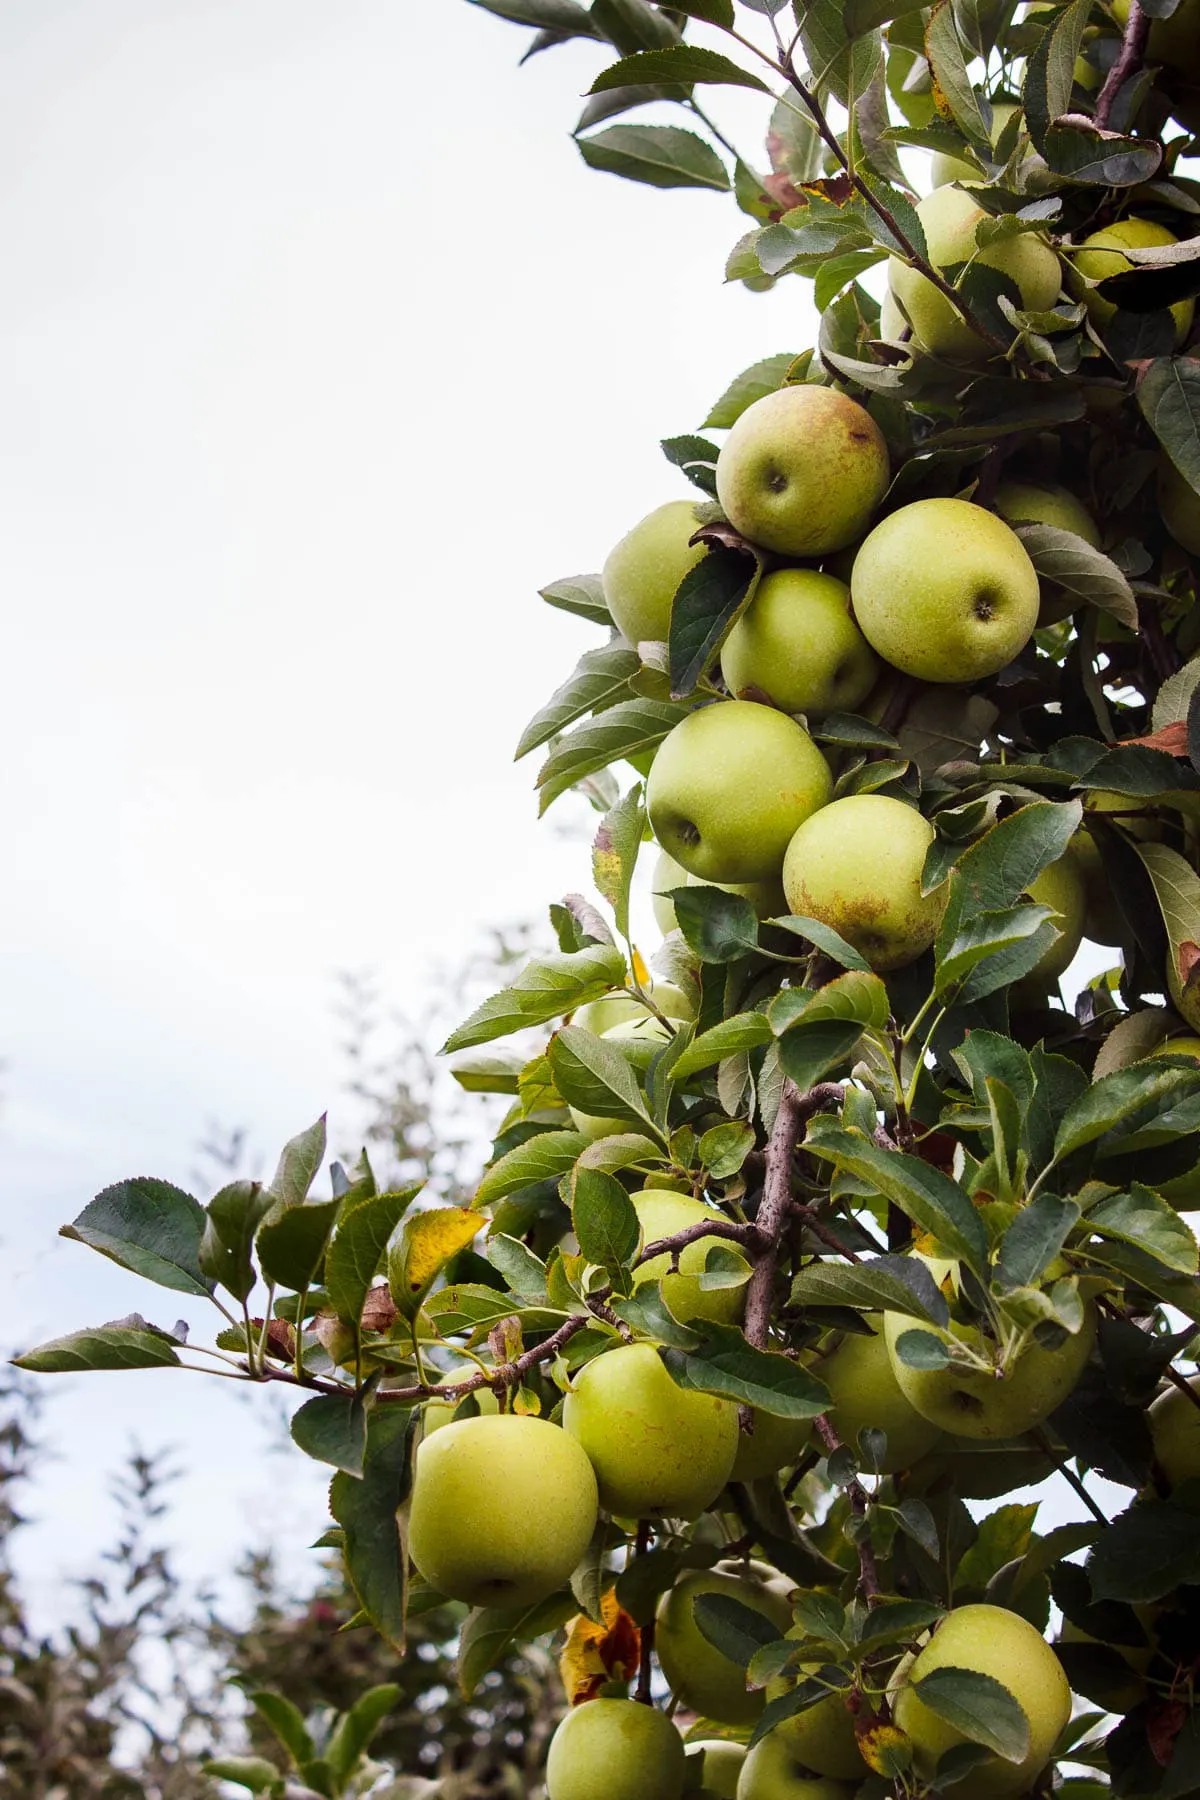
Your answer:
1033,1428 -> 1110,1525
1095,0 -> 1152,132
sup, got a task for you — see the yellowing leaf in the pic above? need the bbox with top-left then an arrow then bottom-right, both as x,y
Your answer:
388,1208 -> 480,1321
559,1590 -> 641,1705
631,947 -> 652,988
858,1720 -> 913,1779
512,1385 -> 542,1416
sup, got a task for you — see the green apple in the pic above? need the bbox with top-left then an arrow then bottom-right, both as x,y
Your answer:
813,1318 -> 942,1472
882,1298 -> 1097,1439
1131,0 -> 1200,81
929,101 -> 1021,189
879,286 -> 908,341
782,795 -> 945,973
632,1189 -> 751,1326
1023,846 -> 1088,982
545,1697 -> 686,1800
720,569 -> 880,716
563,1341 -> 739,1518
765,1633 -> 867,1780
1160,457 -> 1200,557
1149,1375 -> 1200,1487
714,385 -> 890,558
656,1567 -> 792,1724
693,1740 -> 746,1799
1070,218 -> 1195,348
408,1414 -> 598,1607
731,1406 -> 813,1482
891,1604 -> 1071,1797
422,1369 -> 501,1434
647,701 -> 833,884
851,497 -> 1040,682
574,981 -> 692,1038
602,500 -> 708,647
651,848 -> 786,938
993,481 -> 1101,626
888,185 -> 1062,360
735,1734 -> 857,1800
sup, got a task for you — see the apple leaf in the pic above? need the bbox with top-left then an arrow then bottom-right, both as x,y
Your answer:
662,1323 -> 831,1418
515,645 -> 641,762
569,1168 -> 640,1270
668,1012 -> 774,1080
910,1667 -> 1031,1763
1138,356 -> 1200,496
256,1198 -> 340,1294
669,544 -> 763,698
788,1256 -> 950,1327
592,784 -> 645,944
61,1178 -> 212,1298
994,1194 -> 1079,1291
329,1404 -> 418,1653
547,1025 -> 660,1136
803,1122 -> 990,1276
1052,1063 -> 1200,1164
767,915 -> 873,971
1085,1184 -> 1199,1275
464,0 -> 600,28
290,1391 -> 368,1478
442,942 -> 629,1052
747,1673 -> 843,1749
934,801 -> 1083,968
578,124 -> 731,192
935,904 -> 1055,998
691,1592 -> 787,1670
589,47 -> 771,95
535,699 -> 691,814
198,1180 -> 275,1303
475,1131 -> 590,1207
267,1116 -> 327,1211
387,1205 -> 479,1323
1086,1499 -> 1200,1602
703,354 -> 796,429
776,1018 -> 864,1091
924,2 -> 990,152
539,573 -> 611,625
1014,524 -> 1138,629
458,1592 -> 578,1699
200,1757 -> 282,1793
669,887 -> 760,963
324,1684 -> 402,1785
13,1323 -> 182,1374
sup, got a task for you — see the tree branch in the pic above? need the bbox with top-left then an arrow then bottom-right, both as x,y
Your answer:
371,1314 -> 590,1405
637,1218 -> 757,1268
813,1414 -> 880,1601
787,1202 -> 863,1263
1095,0 -> 1151,130
744,1081 -> 843,1347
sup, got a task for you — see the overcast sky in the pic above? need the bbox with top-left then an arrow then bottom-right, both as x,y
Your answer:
2,3 -> 1117,1628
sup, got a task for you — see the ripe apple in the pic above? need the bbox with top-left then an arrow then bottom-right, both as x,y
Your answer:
882,1296 -> 1097,1439
632,1189 -> 751,1326
1148,1375 -> 1200,1487
602,500 -> 708,647
812,1318 -> 942,1472
731,1406 -> 813,1482
563,1341 -> 739,1518
1159,457 -> 1200,557
408,1414 -> 598,1608
1023,846 -> 1088,982
693,1740 -> 745,1799
735,1734 -> 857,1800
929,101 -> 1021,189
891,1604 -> 1071,1797
651,848 -> 786,938
782,795 -> 945,972
765,1634 -> 867,1780
888,185 -> 1062,361
647,701 -> 833,884
1070,217 -> 1195,348
714,385 -> 890,558
545,1697 -> 686,1800
720,569 -> 881,716
656,1567 -> 792,1724
851,497 -> 1040,682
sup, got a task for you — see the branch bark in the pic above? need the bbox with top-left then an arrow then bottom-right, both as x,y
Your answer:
744,1080 -> 843,1348
813,1414 -> 880,1602
1095,0 -> 1151,130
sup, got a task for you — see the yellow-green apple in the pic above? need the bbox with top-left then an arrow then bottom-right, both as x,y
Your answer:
731,1406 -> 813,1482
574,981 -> 692,1037
563,1341 -> 739,1518
647,701 -> 832,884
882,1297 -> 1097,1438
782,795 -> 945,972
1149,1375 -> 1200,1487
891,1604 -> 1071,1797
929,102 -> 1021,188
851,497 -> 1040,681
602,500 -> 707,647
720,569 -> 881,715
1070,217 -> 1195,347
736,1735 -> 857,1800
631,1189 -> 751,1326
879,285 -> 908,341
888,186 -> 1062,360
693,1740 -> 746,1798
765,1634 -> 867,1779
545,1697 -> 686,1800
422,1369 -> 500,1434
714,385 -> 890,558
656,1567 -> 792,1724
651,848 -> 786,938
568,1016 -> 672,1143
408,1414 -> 598,1607
813,1318 -> 942,1471
994,478 -> 1101,625
1159,457 -> 1200,556
1023,847 -> 1088,982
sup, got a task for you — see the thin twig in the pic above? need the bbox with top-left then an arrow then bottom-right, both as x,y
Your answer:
1034,1428 -> 1109,1526
1095,0 -> 1151,130
1163,1363 -> 1200,1414
638,1218 -> 757,1269
686,96 -> 744,167
814,1414 -> 880,1602
787,1202 -> 863,1263
635,1520 -> 656,1705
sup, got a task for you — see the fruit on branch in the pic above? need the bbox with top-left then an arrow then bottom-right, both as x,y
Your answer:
882,1297 -> 1098,1439
1023,846 -> 1088,982
1159,457 -> 1200,557
574,980 -> 692,1037
408,1413 -> 598,1608
730,1405 -> 813,1482
647,700 -> 833,884
764,1634 -> 867,1779
782,795 -> 945,972
563,1341 -> 739,1518
655,1565 -> 791,1724
812,1317 -> 942,1472
545,1697 -> 686,1800
602,499 -> 708,646
1148,1375 -> 1200,1487
714,385 -> 890,558
631,1189 -> 751,1326
891,1603 -> 1071,1797
650,848 -> 785,937
993,478 -> 1101,625
887,186 -> 1062,361
720,569 -> 881,716
692,1740 -> 746,1798
851,498 -> 1040,683
1070,218 -> 1196,348
929,102 -> 1021,188
735,1733 -> 857,1800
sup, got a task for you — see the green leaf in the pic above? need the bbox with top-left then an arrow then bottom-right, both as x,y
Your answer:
692,1592 -> 786,1669
955,1503 -> 1038,1594
1053,1065 -> 1200,1164
457,1591 -> 577,1699
789,1255 -> 950,1327
1138,357 -> 1200,496
703,354 -> 796,429
199,1180 -> 274,1302
698,1121 -> 756,1179
547,1025 -> 658,1134
247,1692 -> 315,1769
935,905 -> 1055,997
578,123 -> 731,191
325,1683 -> 401,1783
663,1322 -> 831,1418
1087,1184 -> 1199,1275
290,1391 -> 368,1477
200,1758 -> 282,1794
515,645 -> 641,761
776,1018 -> 864,1091
670,1011 -> 774,1080
858,1598 -> 946,1649
328,1186 -> 423,1327
443,941 -> 628,1052
535,699 -> 691,813
804,1123 -> 990,1275
539,572 -> 611,625
768,916 -> 873,972
571,1167 -> 640,1269
476,1131 -> 590,1207
256,1198 -> 340,1293
268,1116 -> 327,1210
910,1666 -> 1031,1763
661,434 -> 720,497
329,1404 -> 417,1651
671,887 -> 759,962
934,800 -> 1083,968
1087,1499 -> 1200,1602
662,0 -> 734,22
589,46 -> 770,95
387,1205 -> 481,1322
593,785 -> 645,943
465,0 -> 600,26
1014,524 -> 1138,630
13,1323 -> 181,1373
924,2 -> 990,150
486,1233 -> 549,1299
893,1327 -> 950,1370
1021,0 -> 1090,152
669,545 -> 762,697
62,1178 -> 211,1297
994,1194 -> 1079,1291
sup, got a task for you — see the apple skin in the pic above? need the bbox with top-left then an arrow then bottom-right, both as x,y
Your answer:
651,847 -> 786,938
545,1698 -> 686,1800
851,497 -> 1040,683
765,1633 -> 867,1780
883,1298 -> 1097,1440
1071,218 -> 1195,348
731,1406 -> 813,1482
631,1189 -> 751,1327
1024,847 -> 1088,982
656,1567 -> 792,1724
1072,830 -> 1124,948
813,1318 -> 942,1472
891,1604 -> 1071,1798
563,1341 -> 739,1519
783,795 -> 945,973
735,1734 -> 857,1800
1160,457 -> 1200,557
647,700 -> 833,885
714,385 -> 890,558
408,1414 -> 598,1608
1149,1375 -> 1200,1487
602,500 -> 708,647
574,982 -> 692,1038
694,1740 -> 746,1799
721,569 -> 881,716
888,185 -> 1061,360
929,102 -> 1021,189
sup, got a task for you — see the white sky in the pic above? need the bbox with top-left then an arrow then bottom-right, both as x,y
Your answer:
2,3 -> 1118,1629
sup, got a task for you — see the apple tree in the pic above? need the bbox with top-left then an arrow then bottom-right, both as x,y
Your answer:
18,3 -> 1200,1797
